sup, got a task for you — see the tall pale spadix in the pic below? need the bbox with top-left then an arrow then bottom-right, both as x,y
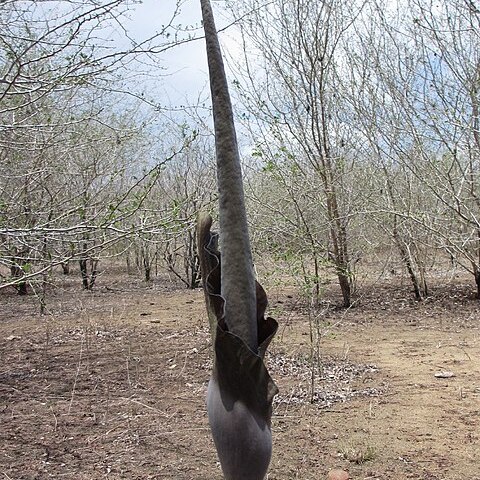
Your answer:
200,0 -> 258,353
198,1 -> 278,479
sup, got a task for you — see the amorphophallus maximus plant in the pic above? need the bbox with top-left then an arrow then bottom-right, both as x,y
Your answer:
197,1 -> 278,479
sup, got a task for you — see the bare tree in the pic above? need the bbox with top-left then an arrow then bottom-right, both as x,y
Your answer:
0,0 -> 194,298
228,0 -> 363,307
348,0 -> 480,297
132,127 -> 217,287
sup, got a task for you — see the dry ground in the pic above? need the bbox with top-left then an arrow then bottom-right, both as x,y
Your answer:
1,270 -> 479,479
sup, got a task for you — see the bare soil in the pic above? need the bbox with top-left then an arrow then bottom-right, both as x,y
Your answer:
1,270 -> 479,480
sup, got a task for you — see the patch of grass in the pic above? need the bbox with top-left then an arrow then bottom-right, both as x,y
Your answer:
339,443 -> 376,464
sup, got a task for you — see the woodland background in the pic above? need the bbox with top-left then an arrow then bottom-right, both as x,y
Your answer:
1,0 -> 479,310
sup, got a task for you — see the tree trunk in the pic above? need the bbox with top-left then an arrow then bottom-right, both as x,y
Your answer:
476,229 -> 480,299
126,252 -> 131,275
144,265 -> 151,282
11,263 -> 27,295
185,230 -> 201,289
337,269 -> 351,308
79,259 -> 89,290
313,255 -> 320,305
79,257 -> 98,290
398,243 -> 423,300
323,163 -> 353,308
89,259 -> 98,290
474,267 -> 480,299
329,221 -> 352,308
392,211 -> 426,301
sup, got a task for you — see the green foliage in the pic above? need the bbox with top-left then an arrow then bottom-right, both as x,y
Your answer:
262,159 -> 276,173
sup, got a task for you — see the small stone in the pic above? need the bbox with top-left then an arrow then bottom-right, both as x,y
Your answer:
327,469 -> 350,480
434,371 -> 455,379
6,335 -> 20,341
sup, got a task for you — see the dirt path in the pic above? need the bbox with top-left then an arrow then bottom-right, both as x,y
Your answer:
309,323 -> 480,479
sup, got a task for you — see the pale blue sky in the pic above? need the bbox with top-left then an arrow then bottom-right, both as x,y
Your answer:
121,0 -> 238,106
